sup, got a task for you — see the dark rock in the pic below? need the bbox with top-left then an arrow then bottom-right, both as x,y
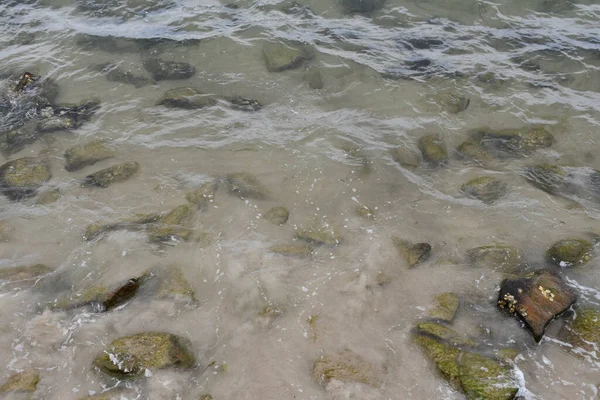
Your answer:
85,161 -> 140,187
227,96 -> 262,111
263,42 -> 310,72
497,269 -> 577,341
53,277 -> 141,312
546,238 -> 593,267
428,292 -> 459,323
405,38 -> 444,50
393,237 -> 431,268
94,332 -> 195,378
143,58 -> 195,81
0,157 -> 51,200
64,140 -> 115,171
461,177 -> 508,204
340,0 -> 385,13
313,350 -> 382,387
418,134 -> 448,166
472,126 -> 554,157
265,206 -> 289,225
157,87 -> 217,109
0,369 -> 39,393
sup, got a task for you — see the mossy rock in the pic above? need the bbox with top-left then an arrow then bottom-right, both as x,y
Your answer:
0,369 -> 39,393
147,204 -> 196,243
560,307 -> 600,355
392,146 -> 421,168
413,334 -> 461,387
355,205 -> 375,219
224,172 -> 270,200
459,352 -> 518,400
461,176 -> 508,204
159,204 -> 193,226
416,322 -> 477,347
457,139 -> 494,163
83,223 -> 118,241
98,63 -> 151,88
485,126 -> 554,153
296,219 -> 343,246
265,206 -> 289,225
0,264 -> 53,282
227,96 -> 263,112
312,350 -> 382,387
522,164 -> 566,194
154,265 -> 196,302
263,42 -> 310,72
53,277 -> 141,312
156,87 -> 217,109
186,181 -> 218,209
269,243 -> 313,257
79,387 -> 138,400
200,395 -> 213,400
143,58 -> 196,81
64,140 -> 114,171
546,238 -> 593,267
36,188 -> 61,205
428,292 -> 459,323
85,162 -> 139,188
466,244 -> 522,272
392,237 -> 431,268
418,134 -> 448,165
94,332 -> 195,378
340,0 -> 385,13
0,157 -> 51,200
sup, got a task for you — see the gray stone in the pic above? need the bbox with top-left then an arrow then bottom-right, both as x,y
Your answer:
263,42 -> 310,72
85,162 -> 139,188
143,58 -> 195,81
157,87 -> 217,110
0,157 -> 51,200
64,140 -> 114,171
265,206 -> 289,225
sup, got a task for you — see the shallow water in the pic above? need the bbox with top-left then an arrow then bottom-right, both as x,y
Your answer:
1,0 -> 600,399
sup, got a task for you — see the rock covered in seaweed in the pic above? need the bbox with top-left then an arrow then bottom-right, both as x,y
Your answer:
418,134 -> 448,166
427,292 -> 459,323
392,237 -> 431,268
64,140 -> 114,171
147,204 -> 196,243
546,238 -> 593,267
312,350 -> 383,387
0,369 -> 39,393
497,269 -> 576,341
559,307 -> 600,357
461,176 -> 508,204
95,63 -> 151,88
36,99 -> 100,133
143,58 -> 195,81
415,322 -> 477,347
0,157 -> 51,200
93,332 -> 195,378
157,87 -> 217,110
85,161 -> 139,187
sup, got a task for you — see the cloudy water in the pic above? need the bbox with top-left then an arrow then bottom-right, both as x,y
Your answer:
0,0 -> 600,399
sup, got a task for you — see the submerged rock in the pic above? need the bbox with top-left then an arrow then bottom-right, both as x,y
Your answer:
143,58 -> 195,81
459,352 -> 519,400
0,369 -> 39,393
79,387 -> 139,400
64,140 -> 114,171
145,265 -> 196,303
497,269 -> 576,341
416,322 -> 477,347
157,87 -> 217,110
438,93 -> 470,114
147,204 -> 195,243
94,332 -> 195,378
0,124 -> 39,155
523,164 -> 600,204
296,219 -> 343,246
265,206 -> 289,225
0,264 -> 53,282
186,180 -> 218,209
36,188 -> 61,205
413,334 -> 461,387
269,243 -> 313,257
466,244 -> 522,273
560,307 -> 600,356
227,96 -> 262,112
53,277 -> 141,312
428,292 -> 459,323
85,161 -> 139,187
392,146 -> 422,168
224,172 -> 270,200
392,237 -> 431,268
36,100 -> 100,133
418,134 -> 448,166
305,68 -> 324,89
0,157 -> 51,200
96,63 -> 151,88
456,138 -> 494,163
340,0 -> 385,13
465,126 -> 554,159
461,176 -> 508,204
312,350 -> 382,387
263,42 -> 310,72
355,204 -> 375,219
546,238 -> 593,267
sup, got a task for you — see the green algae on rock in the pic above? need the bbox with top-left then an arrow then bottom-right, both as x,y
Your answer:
312,350 -> 382,387
428,292 -> 459,323
497,269 -> 576,342
0,264 -> 53,282
224,172 -> 270,200
456,138 -> 494,163
269,243 -> 313,257
296,219 -> 342,246
413,334 -> 461,387
392,237 -> 431,268
85,161 -> 139,187
418,134 -> 448,166
263,42 -> 310,72
416,322 -> 478,347
186,180 -> 218,209
147,204 -> 195,243
546,238 -> 593,267
265,206 -> 289,225
157,87 -> 217,110
0,157 -> 51,200
461,176 -> 508,204
560,307 -> 600,355
94,332 -> 195,378
466,244 -> 522,272
64,140 -> 114,171
53,277 -> 141,312
0,369 -> 39,393
459,352 -> 519,400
